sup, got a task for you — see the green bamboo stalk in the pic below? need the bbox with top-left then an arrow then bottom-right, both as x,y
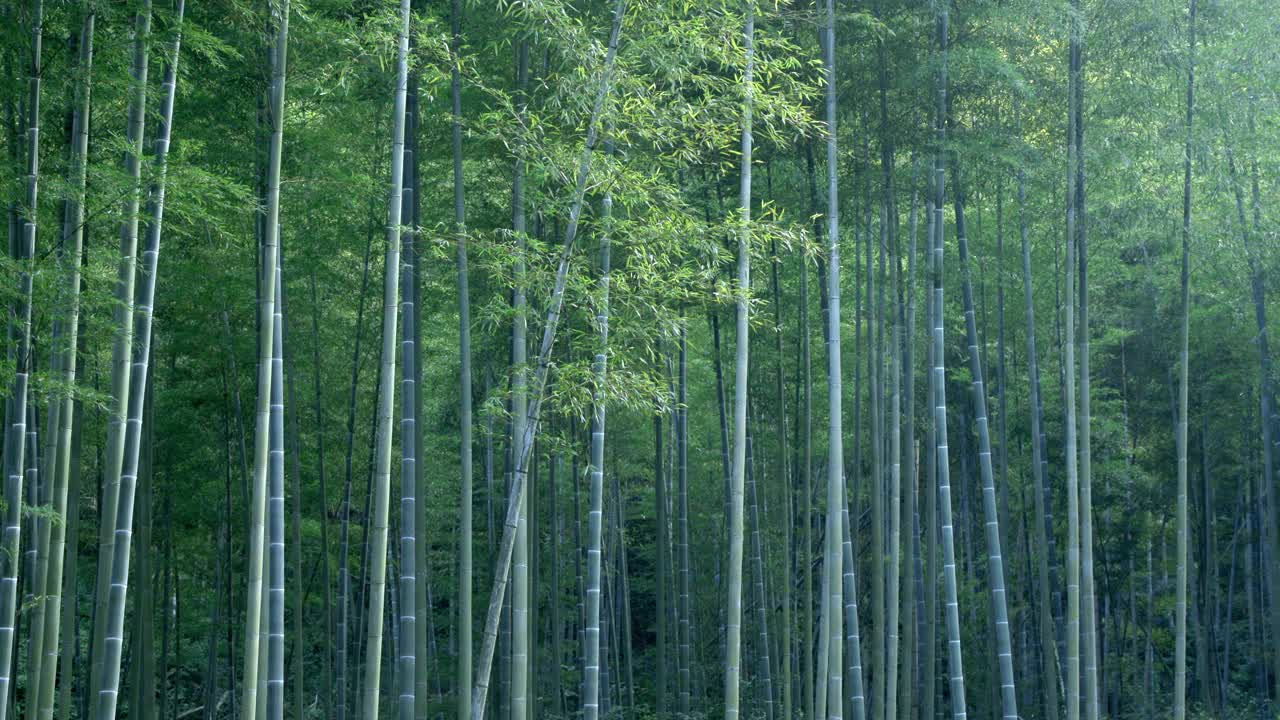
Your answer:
57,400 -> 82,720
898,171 -> 920,720
582,125 -> 612,720
511,37 -> 531,720
412,92 -> 429,717
724,7 -> 754,719
770,239 -> 792,720
130,395 -> 156,720
656,409 -> 669,718
886,203 -> 902,720
94,2 -> 184,714
1173,3 -> 1196,720
359,0 -> 412,714
802,207 -> 814,720
241,2 -> 289,715
840,505 -> 865,720
921,196 -> 937,720
30,317 -> 60,720
613,438 -> 636,714
550,449 -> 564,717
869,203 -> 886,720
746,437 -> 774,720
953,183 -> 1018,720
469,4 -> 625,714
677,322 -> 693,718
86,3 -> 153,707
815,540 -> 831,720
34,6 -> 93,717
399,65 -> 420,720
1064,10 -> 1084,720
21,407 -> 39,712
1072,10 -> 1099,716
267,259 -> 285,720
874,6 -> 899,713
929,6 -> 967,718
452,0 -> 472,711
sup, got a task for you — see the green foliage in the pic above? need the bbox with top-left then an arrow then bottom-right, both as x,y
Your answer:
4,0 -> 1280,717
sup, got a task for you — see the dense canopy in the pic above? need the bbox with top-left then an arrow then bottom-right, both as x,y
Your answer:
0,0 -> 1278,719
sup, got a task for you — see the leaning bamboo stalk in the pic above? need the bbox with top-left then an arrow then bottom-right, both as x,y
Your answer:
469,3 -> 624,715
87,2 -> 153,703
94,3 -> 185,716
953,184 -> 1018,720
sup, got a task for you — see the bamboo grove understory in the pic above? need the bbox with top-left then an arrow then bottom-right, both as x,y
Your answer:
1,0 -> 1278,718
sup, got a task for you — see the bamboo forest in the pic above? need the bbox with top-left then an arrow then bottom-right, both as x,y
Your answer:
4,0 -> 1280,718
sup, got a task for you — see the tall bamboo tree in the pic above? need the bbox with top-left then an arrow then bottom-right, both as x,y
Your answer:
241,2 -> 289,716
922,191 -> 938,720
952,180 -> 1018,720
724,6 -> 754,719
821,0 -> 849,715
929,5 -> 968,718
469,2 -> 625,715
399,60 -> 420,720
85,2 -> 154,706
1063,9 -> 1083,720
771,239 -> 792,720
359,0 -> 412,714
1173,3 -> 1197,720
840,508 -> 866,720
1073,5 -> 1100,715
511,37 -> 532,720
802,184 -> 814,720
34,6 -> 93,717
0,0 -> 45,713
656,400 -> 669,717
582,122 -> 612,720
267,261 -> 286,720
94,2 -> 185,714
898,167 -> 921,720
452,0 -> 473,713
